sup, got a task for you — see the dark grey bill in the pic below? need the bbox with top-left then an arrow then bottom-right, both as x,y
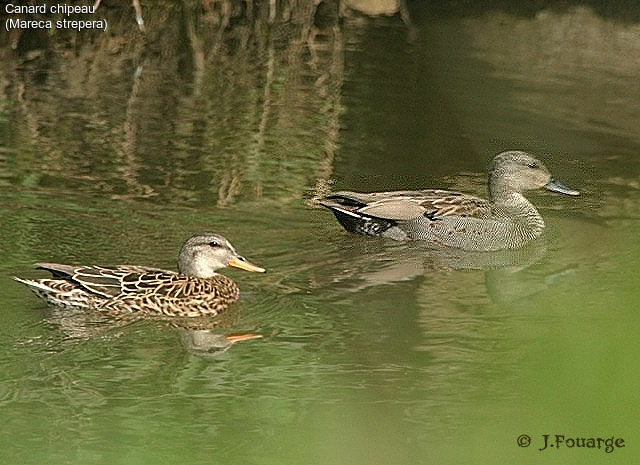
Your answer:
545,179 -> 580,196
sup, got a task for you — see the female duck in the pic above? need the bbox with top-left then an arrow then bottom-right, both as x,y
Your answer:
320,151 -> 580,251
14,232 -> 265,317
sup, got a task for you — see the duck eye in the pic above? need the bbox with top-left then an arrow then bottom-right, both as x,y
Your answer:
208,241 -> 219,248
527,162 -> 538,169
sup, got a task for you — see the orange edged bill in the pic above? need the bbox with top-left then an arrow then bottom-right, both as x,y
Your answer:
225,333 -> 263,343
227,256 -> 266,273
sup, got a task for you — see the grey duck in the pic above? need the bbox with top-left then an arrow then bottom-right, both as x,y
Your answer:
320,151 -> 580,251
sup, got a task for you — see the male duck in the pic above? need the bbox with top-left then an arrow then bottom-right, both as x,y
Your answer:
14,232 -> 265,317
320,151 -> 580,251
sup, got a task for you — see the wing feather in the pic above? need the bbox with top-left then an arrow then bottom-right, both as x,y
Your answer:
326,190 -> 491,221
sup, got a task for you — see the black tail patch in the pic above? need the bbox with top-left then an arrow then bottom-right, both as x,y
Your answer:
320,201 -> 396,237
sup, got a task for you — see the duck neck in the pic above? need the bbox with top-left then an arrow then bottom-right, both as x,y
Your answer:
177,260 -> 220,279
491,192 -> 546,243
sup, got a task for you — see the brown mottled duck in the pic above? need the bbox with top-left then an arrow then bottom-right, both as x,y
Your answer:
14,232 -> 265,317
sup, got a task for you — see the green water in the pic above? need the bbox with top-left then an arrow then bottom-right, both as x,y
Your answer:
1,3 -> 639,464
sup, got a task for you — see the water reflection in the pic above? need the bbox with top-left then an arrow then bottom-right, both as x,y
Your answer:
306,232 -> 583,306
2,2 -> 638,205
1,2 -> 639,464
461,7 -> 640,147
178,331 -> 262,357
2,1 -> 349,205
32,296 -> 264,356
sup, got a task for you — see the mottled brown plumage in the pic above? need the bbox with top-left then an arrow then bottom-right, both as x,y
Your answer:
14,233 -> 265,317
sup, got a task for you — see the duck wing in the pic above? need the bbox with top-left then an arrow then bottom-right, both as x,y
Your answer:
322,190 -> 490,221
118,273 -> 237,300
36,263 -> 177,298
409,190 -> 491,219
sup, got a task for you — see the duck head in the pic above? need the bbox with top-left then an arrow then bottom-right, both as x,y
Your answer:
488,151 -> 580,198
177,232 -> 265,278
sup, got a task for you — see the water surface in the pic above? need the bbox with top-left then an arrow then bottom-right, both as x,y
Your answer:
1,2 -> 639,464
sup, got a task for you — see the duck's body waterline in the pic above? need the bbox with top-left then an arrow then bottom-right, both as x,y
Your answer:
320,151 -> 580,251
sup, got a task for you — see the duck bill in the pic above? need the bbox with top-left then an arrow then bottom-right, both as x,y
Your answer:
545,179 -> 580,196
227,256 -> 266,273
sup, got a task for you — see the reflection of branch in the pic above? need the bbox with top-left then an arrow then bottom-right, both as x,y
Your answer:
186,15 -> 205,97
399,0 -> 417,40
115,63 -> 157,199
244,35 -> 276,204
94,0 -> 145,32
311,24 -> 344,203
132,0 -> 146,32
217,168 -> 241,207
269,0 -> 277,23
212,1 -> 232,56
16,82 -> 44,149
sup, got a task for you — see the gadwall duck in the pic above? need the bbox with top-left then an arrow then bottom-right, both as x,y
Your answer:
14,232 -> 265,317
320,151 -> 580,251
